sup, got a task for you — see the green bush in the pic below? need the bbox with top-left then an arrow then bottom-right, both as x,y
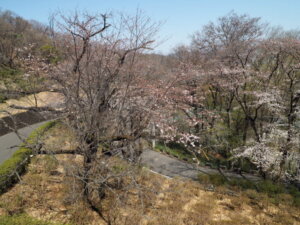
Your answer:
0,214 -> 63,225
0,121 -> 57,194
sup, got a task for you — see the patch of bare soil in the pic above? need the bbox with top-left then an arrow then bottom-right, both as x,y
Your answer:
0,91 -> 63,118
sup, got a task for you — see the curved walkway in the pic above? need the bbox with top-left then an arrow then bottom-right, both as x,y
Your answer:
141,149 -> 260,181
0,121 -> 48,164
0,121 -> 260,182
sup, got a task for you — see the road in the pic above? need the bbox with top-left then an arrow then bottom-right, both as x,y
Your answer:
0,121 -> 47,164
0,121 -> 260,182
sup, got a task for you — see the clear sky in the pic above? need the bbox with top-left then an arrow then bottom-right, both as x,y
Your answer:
1,0 -> 299,54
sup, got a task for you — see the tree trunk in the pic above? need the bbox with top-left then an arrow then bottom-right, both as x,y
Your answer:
243,118 -> 249,144
249,118 -> 260,142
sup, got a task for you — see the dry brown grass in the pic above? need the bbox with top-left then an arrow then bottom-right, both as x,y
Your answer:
0,154 -> 105,225
0,123 -> 299,225
96,169 -> 300,225
42,122 -> 78,152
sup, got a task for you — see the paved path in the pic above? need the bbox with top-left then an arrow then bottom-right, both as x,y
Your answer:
0,121 -> 48,164
0,120 -> 260,182
141,149 -> 261,181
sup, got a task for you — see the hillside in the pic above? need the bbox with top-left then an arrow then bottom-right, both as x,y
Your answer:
1,7 -> 300,225
0,122 -> 299,225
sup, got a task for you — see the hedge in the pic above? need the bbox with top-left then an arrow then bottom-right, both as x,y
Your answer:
0,121 -> 57,194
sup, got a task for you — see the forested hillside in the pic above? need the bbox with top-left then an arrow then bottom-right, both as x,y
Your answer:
0,10 -> 59,102
161,12 -> 300,186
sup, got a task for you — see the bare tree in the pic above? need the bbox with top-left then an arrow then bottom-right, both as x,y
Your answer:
45,10 -> 163,219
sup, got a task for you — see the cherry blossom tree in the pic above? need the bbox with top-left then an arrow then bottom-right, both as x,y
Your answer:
168,12 -> 300,183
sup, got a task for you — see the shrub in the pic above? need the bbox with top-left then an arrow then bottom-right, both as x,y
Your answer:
0,121 -> 57,194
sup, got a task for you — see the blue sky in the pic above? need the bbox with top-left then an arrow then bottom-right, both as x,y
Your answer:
1,0 -> 299,54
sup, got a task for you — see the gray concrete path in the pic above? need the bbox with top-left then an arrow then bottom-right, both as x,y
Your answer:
141,149 -> 260,181
0,121 -> 47,164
